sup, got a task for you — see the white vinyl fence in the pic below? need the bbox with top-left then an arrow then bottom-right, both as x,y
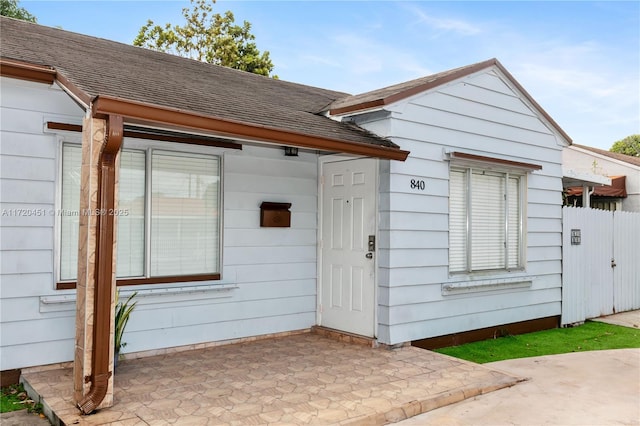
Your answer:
561,207 -> 640,325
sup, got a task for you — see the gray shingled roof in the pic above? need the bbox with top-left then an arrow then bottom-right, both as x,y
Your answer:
573,144 -> 640,167
0,16 -> 397,148
328,57 -> 572,144
329,60 -> 494,113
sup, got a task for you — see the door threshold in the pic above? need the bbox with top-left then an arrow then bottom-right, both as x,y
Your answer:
311,326 -> 377,348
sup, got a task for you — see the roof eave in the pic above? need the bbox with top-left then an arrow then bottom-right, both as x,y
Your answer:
492,60 -> 573,145
562,168 -> 612,187
0,59 -> 408,161
1,58 -> 92,107
56,71 -> 93,106
0,58 -> 56,84
92,95 -> 409,161
329,58 -> 499,116
329,58 -> 573,145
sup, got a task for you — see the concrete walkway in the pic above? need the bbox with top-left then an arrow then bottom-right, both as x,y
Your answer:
400,310 -> 640,425
400,348 -> 640,425
592,309 -> 640,329
0,410 -> 51,426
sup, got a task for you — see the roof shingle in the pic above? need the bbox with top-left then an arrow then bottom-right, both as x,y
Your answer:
329,59 -> 496,114
0,16 -> 398,149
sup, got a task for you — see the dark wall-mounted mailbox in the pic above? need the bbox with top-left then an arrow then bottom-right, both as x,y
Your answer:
260,202 -> 292,227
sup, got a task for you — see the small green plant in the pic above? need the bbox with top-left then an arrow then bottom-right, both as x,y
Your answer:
115,290 -> 137,357
27,400 -> 43,415
1,383 -> 33,413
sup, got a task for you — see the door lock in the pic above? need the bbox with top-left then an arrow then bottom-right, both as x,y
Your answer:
368,235 -> 376,252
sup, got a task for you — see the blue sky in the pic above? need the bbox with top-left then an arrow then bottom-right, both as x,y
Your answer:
21,1 -> 640,150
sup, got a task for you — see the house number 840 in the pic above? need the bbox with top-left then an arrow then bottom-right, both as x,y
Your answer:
410,179 -> 425,191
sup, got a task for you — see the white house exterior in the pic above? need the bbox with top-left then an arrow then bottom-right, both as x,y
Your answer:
0,76 -> 329,370
563,144 -> 640,212
1,17 -> 570,401
329,65 -> 570,344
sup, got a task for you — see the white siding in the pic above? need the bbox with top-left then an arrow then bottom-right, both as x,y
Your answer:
358,69 -> 566,344
1,78 -> 81,370
119,145 -> 318,355
1,77 -> 318,370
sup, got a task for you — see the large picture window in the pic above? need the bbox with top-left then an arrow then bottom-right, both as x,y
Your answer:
449,167 -> 523,273
59,144 -> 221,283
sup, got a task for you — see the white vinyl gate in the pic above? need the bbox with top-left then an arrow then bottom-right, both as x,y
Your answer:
562,207 -> 640,325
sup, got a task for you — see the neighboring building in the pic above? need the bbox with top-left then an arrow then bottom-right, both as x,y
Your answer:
563,144 -> 640,212
1,16 -> 570,403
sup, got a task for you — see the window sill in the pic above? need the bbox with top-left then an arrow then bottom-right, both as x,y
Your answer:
41,282 -> 237,313
56,273 -> 221,290
442,276 -> 532,295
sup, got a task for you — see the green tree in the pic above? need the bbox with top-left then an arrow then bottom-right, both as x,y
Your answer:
133,0 -> 274,77
0,0 -> 36,22
610,134 -> 640,157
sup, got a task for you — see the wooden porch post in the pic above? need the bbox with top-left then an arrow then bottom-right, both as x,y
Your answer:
74,115 -> 122,413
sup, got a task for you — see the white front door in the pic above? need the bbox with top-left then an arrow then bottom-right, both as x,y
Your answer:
320,158 -> 376,337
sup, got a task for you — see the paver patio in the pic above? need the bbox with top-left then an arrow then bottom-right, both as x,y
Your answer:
22,332 -> 522,425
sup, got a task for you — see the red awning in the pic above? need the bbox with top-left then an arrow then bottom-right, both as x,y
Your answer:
566,175 -> 627,198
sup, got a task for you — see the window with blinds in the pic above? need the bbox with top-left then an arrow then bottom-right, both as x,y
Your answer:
150,151 -> 220,276
60,145 -> 82,281
59,144 -> 221,282
449,167 -> 522,273
116,150 -> 146,277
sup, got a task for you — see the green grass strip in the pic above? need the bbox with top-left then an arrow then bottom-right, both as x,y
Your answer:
1,384 -> 30,413
434,321 -> 640,364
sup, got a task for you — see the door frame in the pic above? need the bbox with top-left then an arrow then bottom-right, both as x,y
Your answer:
317,154 -> 379,337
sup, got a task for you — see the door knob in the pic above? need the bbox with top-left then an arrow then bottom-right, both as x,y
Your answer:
365,253 -> 373,259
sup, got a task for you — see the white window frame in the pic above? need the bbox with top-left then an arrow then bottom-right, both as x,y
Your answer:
56,136 -> 226,285
449,165 -> 526,275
